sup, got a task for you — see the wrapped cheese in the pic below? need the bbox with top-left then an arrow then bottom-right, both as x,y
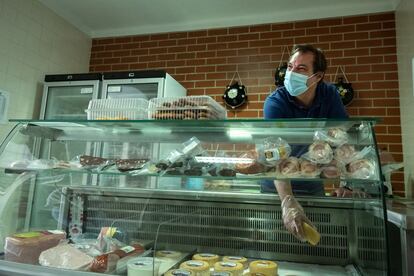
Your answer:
193,253 -> 219,267
180,260 -> 210,276
249,260 -> 277,276
214,261 -> 243,276
39,243 -> 93,270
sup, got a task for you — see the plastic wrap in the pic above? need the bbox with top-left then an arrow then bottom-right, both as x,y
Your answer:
314,127 -> 349,147
234,150 -> 266,175
262,137 -> 291,165
302,141 -> 333,164
299,159 -> 320,178
4,230 -> 66,264
39,243 -> 93,270
334,144 -> 357,164
276,157 -> 300,178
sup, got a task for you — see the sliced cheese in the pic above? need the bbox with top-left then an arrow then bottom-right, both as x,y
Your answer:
303,222 -> 321,246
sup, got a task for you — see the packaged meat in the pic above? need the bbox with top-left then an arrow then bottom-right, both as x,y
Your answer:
314,127 -> 348,147
276,157 -> 300,178
39,243 -> 93,270
4,230 -> 66,264
299,159 -> 320,178
90,244 -> 145,273
334,144 -> 357,164
304,141 -> 333,164
234,150 -> 265,175
262,137 -> 291,165
347,159 -> 376,179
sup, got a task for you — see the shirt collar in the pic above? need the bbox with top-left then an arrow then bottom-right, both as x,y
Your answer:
283,83 -> 322,110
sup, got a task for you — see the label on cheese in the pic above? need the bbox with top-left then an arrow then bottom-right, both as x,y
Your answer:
120,245 -> 135,254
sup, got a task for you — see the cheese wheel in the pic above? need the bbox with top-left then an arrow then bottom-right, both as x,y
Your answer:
214,261 -> 243,276
156,250 -> 182,259
165,268 -> 195,276
193,253 -> 219,267
222,256 -> 248,269
303,222 -> 321,246
180,260 -> 210,276
249,260 -> 278,276
211,272 -> 233,276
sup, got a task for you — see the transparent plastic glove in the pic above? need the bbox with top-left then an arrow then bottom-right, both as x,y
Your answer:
281,195 -> 315,241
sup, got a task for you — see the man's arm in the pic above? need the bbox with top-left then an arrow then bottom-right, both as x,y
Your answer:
274,180 -> 293,199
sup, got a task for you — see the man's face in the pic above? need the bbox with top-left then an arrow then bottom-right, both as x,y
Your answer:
287,51 -> 319,85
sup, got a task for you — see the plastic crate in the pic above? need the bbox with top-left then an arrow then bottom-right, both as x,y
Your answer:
148,96 -> 227,120
85,98 -> 148,120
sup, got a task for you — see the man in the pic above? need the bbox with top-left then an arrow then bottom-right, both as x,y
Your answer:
263,44 -> 349,241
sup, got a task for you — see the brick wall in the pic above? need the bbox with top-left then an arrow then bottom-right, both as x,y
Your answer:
90,11 -> 404,196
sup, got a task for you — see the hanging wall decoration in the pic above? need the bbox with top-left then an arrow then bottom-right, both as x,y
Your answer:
223,72 -> 247,109
334,66 -> 354,106
274,46 -> 291,87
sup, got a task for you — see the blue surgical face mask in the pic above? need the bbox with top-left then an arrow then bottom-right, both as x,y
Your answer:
284,70 -> 317,97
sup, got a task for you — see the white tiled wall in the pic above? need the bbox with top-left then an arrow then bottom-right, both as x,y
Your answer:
396,0 -> 414,196
0,0 -> 91,140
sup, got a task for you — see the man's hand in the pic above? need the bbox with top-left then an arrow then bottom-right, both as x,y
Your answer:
281,195 -> 315,241
331,186 -> 370,198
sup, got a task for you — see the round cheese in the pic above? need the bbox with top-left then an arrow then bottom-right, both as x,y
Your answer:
222,256 -> 248,268
214,261 -> 243,276
165,268 -> 194,276
249,260 -> 278,276
192,253 -> 219,267
179,260 -> 210,275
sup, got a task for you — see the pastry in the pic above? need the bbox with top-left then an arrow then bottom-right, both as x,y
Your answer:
277,157 -> 300,177
299,159 -> 319,178
235,150 -> 265,174
308,141 -> 333,164
334,144 -> 356,164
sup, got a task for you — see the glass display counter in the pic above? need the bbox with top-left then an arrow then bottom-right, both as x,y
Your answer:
0,119 -> 388,275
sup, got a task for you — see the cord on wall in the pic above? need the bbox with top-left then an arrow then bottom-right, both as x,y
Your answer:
0,90 -> 9,124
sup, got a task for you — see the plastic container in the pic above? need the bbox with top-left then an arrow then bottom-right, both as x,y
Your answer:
85,98 -> 148,120
148,96 -> 227,120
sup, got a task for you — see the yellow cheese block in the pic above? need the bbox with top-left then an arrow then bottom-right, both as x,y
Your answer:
222,256 -> 248,269
179,260 -> 210,276
156,250 -> 182,259
303,222 -> 321,246
249,260 -> 278,276
165,268 -> 194,276
192,253 -> 219,267
214,261 -> 244,276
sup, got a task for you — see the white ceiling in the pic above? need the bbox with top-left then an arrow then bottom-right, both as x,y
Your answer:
38,0 -> 402,38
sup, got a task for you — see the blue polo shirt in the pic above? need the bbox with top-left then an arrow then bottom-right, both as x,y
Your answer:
262,81 -> 348,195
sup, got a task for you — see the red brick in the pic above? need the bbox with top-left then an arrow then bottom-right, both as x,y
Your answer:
318,18 -> 343,26
383,37 -> 397,46
177,52 -> 195,59
189,30 -> 208,37
141,41 -> 158,48
376,134 -> 402,143
358,73 -> 384,81
186,73 -> 206,81
167,60 -> 185,67
250,24 -> 271,33
371,81 -> 398,89
114,37 -> 132,43
227,56 -> 249,64
283,29 -> 306,37
387,108 -> 401,116
272,22 -> 294,31
352,99 -> 373,107
112,50 -> 131,57
111,64 -> 129,71
132,35 -> 150,42
129,63 -> 148,70
93,65 -> 111,71
229,26 -> 249,34
188,45 -> 206,51
177,38 -> 197,45
186,59 -> 206,66
343,15 -> 369,24
121,57 -> 138,63
159,40 -> 177,47
208,28 -> 228,36
176,67 -> 195,74
104,57 -> 120,64
344,65 -> 371,73
149,48 -> 167,55
330,57 -> 356,66
373,99 -> 399,107
319,34 -> 343,42
369,12 -> 395,22
371,63 -> 398,72
235,110 -> 259,118
150,33 -> 169,40
169,32 -> 188,39
195,80 -> 215,88
370,30 -> 396,38
195,66 -> 215,73
295,36 -> 318,44
271,38 -> 294,46
197,37 -> 217,44
131,49 -> 149,55
370,47 -> 397,55
331,25 -> 355,33
148,61 -> 166,68
217,35 -> 238,42
385,72 -> 398,80
157,54 -> 175,60
344,48 -> 370,56
239,33 -> 260,41
96,52 -> 113,58
96,38 -> 114,45
294,20 -> 317,28
357,56 -> 383,64
356,39 -> 382,48
389,144 -> 403,152
260,32 -> 282,39
344,32 -> 369,40
238,48 -> 259,56
206,72 -> 227,79
307,27 -> 330,35
374,125 -> 387,134
217,49 -> 237,57
249,40 -> 272,47
207,43 -> 227,51
261,46 -> 283,55
228,41 -> 249,49
91,45 -> 104,52
216,65 -> 237,72
187,88 -> 205,95
331,41 -> 355,49
356,22 -> 382,31
206,57 -> 227,65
